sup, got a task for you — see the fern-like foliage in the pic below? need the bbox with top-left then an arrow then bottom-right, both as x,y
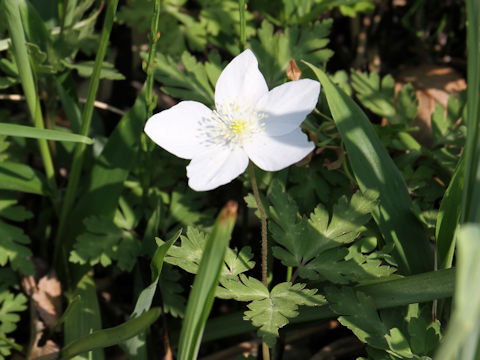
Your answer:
69,216 -> 141,271
0,199 -> 33,275
268,180 -> 394,284
249,19 -> 333,86
0,287 -> 27,360
158,227 -> 255,280
152,51 -> 222,106
328,287 -> 442,359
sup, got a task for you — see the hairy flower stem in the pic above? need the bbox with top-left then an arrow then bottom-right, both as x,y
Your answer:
248,162 -> 268,287
248,163 -> 270,360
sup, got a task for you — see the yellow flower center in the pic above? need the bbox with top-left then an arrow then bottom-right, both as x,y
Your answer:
230,118 -> 247,135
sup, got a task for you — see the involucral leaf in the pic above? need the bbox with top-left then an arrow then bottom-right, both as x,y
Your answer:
218,276 -> 325,346
268,180 -> 381,283
160,226 -> 255,280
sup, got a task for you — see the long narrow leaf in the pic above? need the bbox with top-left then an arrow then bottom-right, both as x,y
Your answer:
177,201 -> 238,360
64,274 -> 104,360
435,225 -> 480,360
0,123 -> 93,144
2,0 -> 56,192
436,157 -> 465,269
460,0 -> 480,223
122,230 -> 181,359
60,308 -> 162,360
305,62 -> 433,275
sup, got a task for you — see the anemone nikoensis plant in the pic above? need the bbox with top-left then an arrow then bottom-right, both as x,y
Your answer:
145,49 -> 321,191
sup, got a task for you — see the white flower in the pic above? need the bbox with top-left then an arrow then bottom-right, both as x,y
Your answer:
145,49 -> 321,191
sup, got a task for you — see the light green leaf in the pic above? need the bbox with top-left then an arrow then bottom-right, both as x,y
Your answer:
0,289 -> 27,335
243,282 -> 325,346
0,123 -> 93,144
351,71 -> 396,120
217,274 -> 269,301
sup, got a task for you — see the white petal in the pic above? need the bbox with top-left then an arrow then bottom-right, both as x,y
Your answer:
256,79 -> 320,136
215,49 -> 268,109
244,128 -> 315,171
186,146 -> 249,191
144,101 -> 212,159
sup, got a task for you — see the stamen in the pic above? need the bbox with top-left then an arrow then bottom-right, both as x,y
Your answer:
198,98 -> 267,148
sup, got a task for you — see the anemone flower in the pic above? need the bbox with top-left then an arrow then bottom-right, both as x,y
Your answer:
145,49 -> 321,191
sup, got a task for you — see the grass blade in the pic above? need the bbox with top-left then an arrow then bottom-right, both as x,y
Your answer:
177,201 -> 238,360
2,0 -> 56,194
64,274 -> 104,360
0,123 -> 93,144
460,0 -> 480,223
122,230 -> 181,359
305,62 -> 433,275
60,308 -> 162,360
436,157 -> 465,269
435,225 -> 480,360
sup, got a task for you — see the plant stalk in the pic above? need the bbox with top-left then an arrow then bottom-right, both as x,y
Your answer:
145,0 -> 161,117
248,162 -> 268,287
248,162 -> 270,360
239,0 -> 247,50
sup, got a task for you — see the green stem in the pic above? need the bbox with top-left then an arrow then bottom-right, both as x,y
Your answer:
145,0 -> 161,117
54,0 -> 119,267
286,266 -> 293,282
262,342 -> 270,360
238,0 -> 247,50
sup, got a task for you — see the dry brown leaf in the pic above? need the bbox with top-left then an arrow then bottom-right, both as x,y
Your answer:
22,270 -> 62,360
31,273 -> 62,329
286,59 -> 302,81
396,64 -> 467,146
